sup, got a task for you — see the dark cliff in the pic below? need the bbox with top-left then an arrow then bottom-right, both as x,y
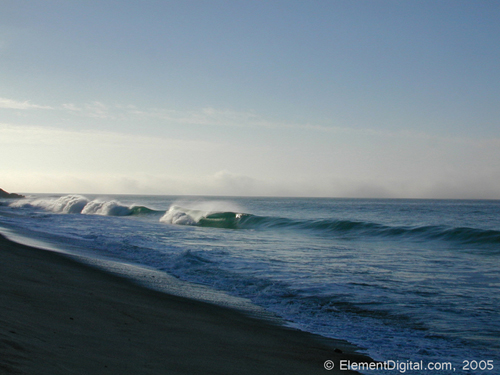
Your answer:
0,188 -> 25,199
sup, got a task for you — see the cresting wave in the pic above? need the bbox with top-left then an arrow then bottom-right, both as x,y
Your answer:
9,195 -> 500,245
9,195 -> 160,217
159,205 -> 252,228
160,206 -> 500,244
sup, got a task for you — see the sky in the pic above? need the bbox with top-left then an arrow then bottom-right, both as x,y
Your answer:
1,0 -> 499,198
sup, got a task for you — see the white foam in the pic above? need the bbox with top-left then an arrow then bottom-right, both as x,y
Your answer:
81,200 -> 132,216
10,195 -> 89,214
159,200 -> 243,226
160,205 -> 200,225
9,195 -> 141,217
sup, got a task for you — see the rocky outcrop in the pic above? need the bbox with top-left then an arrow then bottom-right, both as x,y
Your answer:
0,188 -> 25,199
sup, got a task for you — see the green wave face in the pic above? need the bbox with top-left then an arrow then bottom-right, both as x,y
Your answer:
198,212 -> 252,229
194,213 -> 500,244
130,206 -> 163,216
116,202 -> 500,246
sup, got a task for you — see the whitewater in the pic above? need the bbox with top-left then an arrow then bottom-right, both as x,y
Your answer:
1,194 -> 499,374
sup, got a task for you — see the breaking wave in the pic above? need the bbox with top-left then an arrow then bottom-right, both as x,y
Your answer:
159,205 -> 500,245
159,205 -> 253,228
10,195 -> 500,245
9,195 -> 161,217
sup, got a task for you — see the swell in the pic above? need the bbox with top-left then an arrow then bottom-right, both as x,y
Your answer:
310,220 -> 500,245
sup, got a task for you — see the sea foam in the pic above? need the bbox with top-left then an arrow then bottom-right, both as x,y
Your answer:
9,195 -> 151,217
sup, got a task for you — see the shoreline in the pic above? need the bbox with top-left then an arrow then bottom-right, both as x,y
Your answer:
0,232 -> 373,374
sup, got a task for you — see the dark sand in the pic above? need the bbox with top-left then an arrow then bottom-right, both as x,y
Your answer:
0,233 -> 373,374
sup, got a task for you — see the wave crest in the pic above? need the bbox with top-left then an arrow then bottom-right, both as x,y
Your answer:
160,205 -> 252,229
10,195 -> 159,217
161,206 -> 500,245
10,196 -> 500,246
81,200 -> 132,216
10,195 -> 89,214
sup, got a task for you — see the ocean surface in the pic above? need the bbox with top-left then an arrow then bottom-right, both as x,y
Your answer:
1,194 -> 499,374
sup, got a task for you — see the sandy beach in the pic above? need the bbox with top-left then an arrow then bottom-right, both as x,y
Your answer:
0,233 -> 373,375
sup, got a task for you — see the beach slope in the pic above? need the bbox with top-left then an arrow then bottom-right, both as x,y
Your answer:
0,233 -> 372,374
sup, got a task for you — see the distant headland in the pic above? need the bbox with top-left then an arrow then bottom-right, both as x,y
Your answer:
0,188 -> 25,199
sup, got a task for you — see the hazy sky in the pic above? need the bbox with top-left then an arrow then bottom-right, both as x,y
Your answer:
1,0 -> 499,198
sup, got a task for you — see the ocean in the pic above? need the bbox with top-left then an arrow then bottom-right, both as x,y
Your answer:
1,194 -> 499,374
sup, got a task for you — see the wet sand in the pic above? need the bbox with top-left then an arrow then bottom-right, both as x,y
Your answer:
0,233 -> 373,374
